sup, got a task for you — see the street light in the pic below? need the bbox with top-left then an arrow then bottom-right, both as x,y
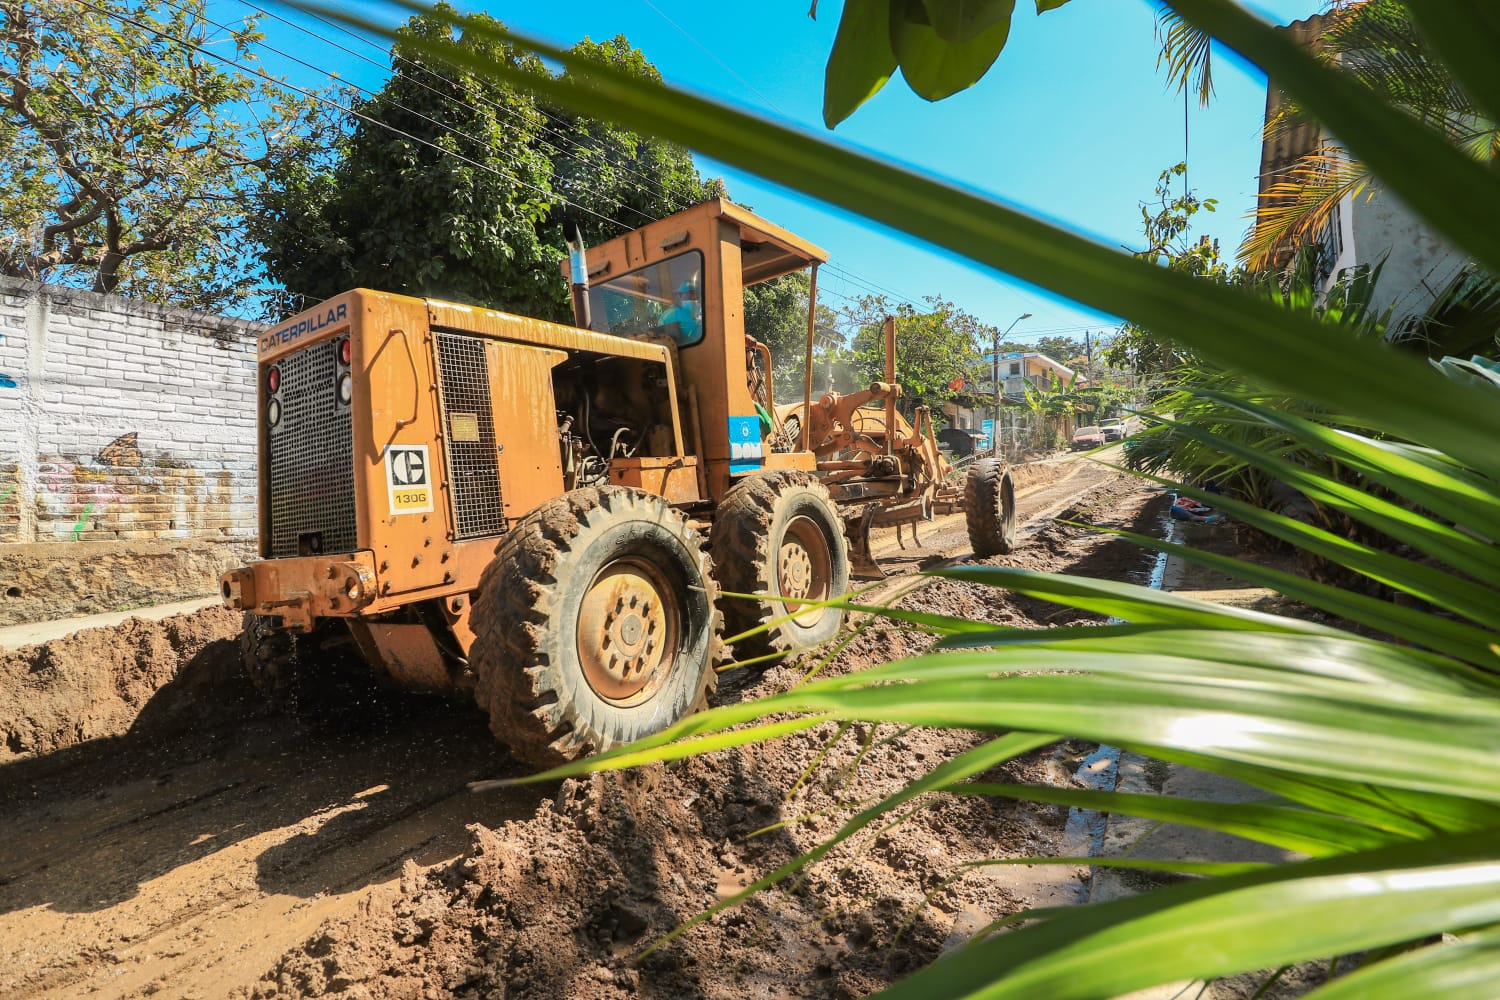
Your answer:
993,312 -> 1032,458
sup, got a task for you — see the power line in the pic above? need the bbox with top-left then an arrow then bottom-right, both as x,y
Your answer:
63,0 -> 991,329
637,0 -> 786,117
238,0 -> 688,221
245,1 -> 945,316
70,0 -> 626,234
219,0 -> 668,227
823,262 -> 923,309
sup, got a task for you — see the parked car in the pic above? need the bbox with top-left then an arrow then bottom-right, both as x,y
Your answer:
1099,419 -> 1126,442
1071,425 -> 1106,450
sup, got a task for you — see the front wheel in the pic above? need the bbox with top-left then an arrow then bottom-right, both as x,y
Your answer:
711,470 -> 850,663
965,458 -> 1018,557
469,487 -> 722,769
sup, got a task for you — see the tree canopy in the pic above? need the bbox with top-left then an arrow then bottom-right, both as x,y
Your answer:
844,292 -> 986,415
0,0 -> 332,312
257,9 -> 723,322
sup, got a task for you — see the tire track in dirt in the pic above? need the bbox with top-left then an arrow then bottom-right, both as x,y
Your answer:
0,707 -> 540,998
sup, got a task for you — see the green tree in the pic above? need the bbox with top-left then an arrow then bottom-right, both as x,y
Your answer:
742,270 -> 844,401
257,5 -> 561,319
547,35 -> 725,248
845,292 -> 985,415
258,14 -> 721,321
0,0 -> 331,312
1031,334 -> 1086,365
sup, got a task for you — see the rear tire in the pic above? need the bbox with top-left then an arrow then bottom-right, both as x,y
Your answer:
711,470 -> 850,663
470,487 -> 721,769
965,458 -> 1018,557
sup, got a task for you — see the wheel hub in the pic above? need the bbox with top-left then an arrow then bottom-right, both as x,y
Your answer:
578,560 -> 677,704
778,515 -> 832,628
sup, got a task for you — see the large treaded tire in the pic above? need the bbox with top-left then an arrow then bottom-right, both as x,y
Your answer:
965,458 -> 1018,557
239,613 -> 377,720
469,487 -> 722,769
710,470 -> 850,663
241,611 -> 297,709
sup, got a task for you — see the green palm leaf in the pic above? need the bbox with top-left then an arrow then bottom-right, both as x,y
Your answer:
878,831 -> 1500,1000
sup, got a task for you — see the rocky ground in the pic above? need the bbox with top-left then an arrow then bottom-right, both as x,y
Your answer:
0,457 -> 1169,999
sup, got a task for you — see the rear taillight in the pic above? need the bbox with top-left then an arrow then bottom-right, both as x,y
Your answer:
267,366 -> 280,393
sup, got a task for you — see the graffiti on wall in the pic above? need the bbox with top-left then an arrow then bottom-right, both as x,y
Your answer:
38,432 -> 140,539
96,432 -> 141,467
34,431 -> 248,541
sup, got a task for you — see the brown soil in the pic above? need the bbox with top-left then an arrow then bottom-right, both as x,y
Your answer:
0,454 -> 1169,999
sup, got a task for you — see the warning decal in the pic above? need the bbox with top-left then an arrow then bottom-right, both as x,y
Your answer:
385,444 -> 434,514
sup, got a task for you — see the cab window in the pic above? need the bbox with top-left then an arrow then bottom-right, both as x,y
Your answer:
588,251 -> 704,347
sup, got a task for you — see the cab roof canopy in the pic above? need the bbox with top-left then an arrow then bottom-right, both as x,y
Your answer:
601,198 -> 826,286
715,200 -> 828,285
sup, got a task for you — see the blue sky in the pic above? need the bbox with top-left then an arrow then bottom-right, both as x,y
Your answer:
231,0 -> 1324,341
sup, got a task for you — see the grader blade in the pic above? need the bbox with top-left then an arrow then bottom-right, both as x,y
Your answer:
842,503 -> 886,579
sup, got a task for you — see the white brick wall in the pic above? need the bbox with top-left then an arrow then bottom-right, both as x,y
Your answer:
0,278 -> 265,543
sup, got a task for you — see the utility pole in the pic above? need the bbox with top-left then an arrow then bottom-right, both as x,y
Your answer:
993,312 -> 1032,458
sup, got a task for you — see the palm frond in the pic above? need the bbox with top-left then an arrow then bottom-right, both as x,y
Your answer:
1242,149 -> 1370,270
1156,8 -> 1214,107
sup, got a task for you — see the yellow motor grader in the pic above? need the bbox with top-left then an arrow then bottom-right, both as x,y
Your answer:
221,199 -> 1018,768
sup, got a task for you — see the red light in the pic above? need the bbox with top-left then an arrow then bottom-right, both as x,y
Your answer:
267,366 -> 280,393
339,338 -> 351,365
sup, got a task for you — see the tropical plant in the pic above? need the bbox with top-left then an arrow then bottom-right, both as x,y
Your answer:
1160,0 -> 1500,272
1107,161 -> 1234,379
311,1 -> 1500,995
1126,247 -> 1391,511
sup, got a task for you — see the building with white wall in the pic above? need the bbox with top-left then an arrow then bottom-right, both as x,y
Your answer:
0,277 -> 262,545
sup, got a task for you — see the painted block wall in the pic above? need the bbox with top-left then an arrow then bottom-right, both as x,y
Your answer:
0,277 -> 265,545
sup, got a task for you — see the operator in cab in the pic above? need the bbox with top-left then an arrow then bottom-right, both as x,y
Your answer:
658,278 -> 702,345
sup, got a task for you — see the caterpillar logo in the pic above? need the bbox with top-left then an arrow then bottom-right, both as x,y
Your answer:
385,444 -> 433,514
261,302 -> 349,353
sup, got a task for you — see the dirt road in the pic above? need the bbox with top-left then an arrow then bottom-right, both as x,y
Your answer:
0,453 -> 1150,999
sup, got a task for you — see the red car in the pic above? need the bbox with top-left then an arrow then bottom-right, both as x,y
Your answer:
1071,425 -> 1106,450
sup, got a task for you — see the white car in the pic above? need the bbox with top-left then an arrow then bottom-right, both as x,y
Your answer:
1099,419 -> 1126,442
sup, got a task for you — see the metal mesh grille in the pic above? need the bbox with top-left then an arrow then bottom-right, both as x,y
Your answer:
435,332 -> 505,539
268,339 -> 356,558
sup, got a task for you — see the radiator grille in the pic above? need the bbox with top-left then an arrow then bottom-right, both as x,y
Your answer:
435,332 -> 505,539
268,338 -> 356,558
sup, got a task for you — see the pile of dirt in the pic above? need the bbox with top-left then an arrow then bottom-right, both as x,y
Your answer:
0,605 -> 247,762
244,477 -> 1167,999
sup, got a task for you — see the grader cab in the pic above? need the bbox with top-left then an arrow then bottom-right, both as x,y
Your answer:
222,199 -> 1017,768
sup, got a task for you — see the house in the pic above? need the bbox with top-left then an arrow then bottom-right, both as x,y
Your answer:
1260,13 -> 1470,334
995,352 -> 1083,402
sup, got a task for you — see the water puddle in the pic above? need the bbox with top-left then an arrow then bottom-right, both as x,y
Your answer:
1061,743 -> 1120,860
1059,506 -> 1173,891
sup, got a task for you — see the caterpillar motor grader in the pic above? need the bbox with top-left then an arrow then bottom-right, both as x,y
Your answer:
221,199 -> 1018,768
